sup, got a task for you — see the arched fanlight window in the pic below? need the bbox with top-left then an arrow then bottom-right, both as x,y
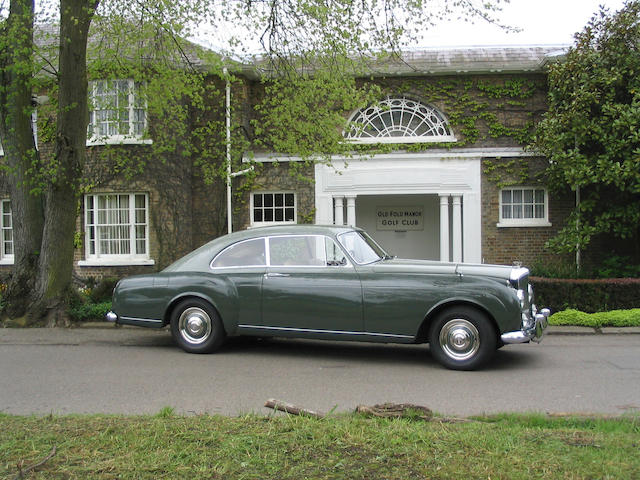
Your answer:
345,96 -> 455,144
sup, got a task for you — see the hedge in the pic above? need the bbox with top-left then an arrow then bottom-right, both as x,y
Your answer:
531,277 -> 640,313
549,309 -> 640,328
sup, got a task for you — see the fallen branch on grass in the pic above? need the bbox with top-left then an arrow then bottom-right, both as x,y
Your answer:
356,403 -> 472,423
356,403 -> 433,420
13,446 -> 57,480
264,399 -> 324,418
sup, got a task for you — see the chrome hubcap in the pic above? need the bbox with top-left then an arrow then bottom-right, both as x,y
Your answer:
439,319 -> 480,361
179,307 -> 212,345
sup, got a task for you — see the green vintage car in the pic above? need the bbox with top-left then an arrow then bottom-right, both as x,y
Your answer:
107,224 -> 549,370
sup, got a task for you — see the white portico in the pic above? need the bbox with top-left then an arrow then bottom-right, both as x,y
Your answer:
315,150 -> 485,262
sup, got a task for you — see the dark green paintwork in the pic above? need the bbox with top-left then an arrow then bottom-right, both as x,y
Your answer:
111,225 -> 524,342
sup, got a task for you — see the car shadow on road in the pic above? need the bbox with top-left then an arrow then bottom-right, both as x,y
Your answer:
221,336 -> 545,371
132,331 -> 545,371
221,336 -> 434,367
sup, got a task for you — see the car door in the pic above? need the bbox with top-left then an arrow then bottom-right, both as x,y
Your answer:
210,237 -> 267,326
260,234 -> 363,334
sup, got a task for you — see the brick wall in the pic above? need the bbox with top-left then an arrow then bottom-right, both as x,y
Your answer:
481,157 -> 574,266
367,73 -> 548,148
233,161 -> 316,230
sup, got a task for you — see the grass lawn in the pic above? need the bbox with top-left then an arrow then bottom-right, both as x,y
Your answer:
1,412 -> 638,479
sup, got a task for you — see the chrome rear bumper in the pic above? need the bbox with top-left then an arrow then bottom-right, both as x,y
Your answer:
501,307 -> 550,344
105,311 -> 118,323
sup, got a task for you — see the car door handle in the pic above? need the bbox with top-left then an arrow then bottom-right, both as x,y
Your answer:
264,272 -> 290,278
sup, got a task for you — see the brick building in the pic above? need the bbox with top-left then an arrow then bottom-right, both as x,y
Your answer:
0,45 -> 574,282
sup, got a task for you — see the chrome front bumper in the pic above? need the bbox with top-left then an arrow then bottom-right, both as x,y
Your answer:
105,311 -> 118,323
501,307 -> 550,344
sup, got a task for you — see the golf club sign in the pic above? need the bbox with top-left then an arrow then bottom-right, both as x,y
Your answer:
376,206 -> 424,231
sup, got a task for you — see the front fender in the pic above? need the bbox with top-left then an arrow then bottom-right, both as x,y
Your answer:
423,279 -> 521,334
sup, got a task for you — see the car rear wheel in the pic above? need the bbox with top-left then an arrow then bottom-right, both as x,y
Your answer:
170,299 -> 225,354
428,306 -> 497,370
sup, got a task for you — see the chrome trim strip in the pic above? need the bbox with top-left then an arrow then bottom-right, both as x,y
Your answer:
120,316 -> 163,324
237,324 -> 413,339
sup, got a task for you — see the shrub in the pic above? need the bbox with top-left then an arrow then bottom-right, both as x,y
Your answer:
549,309 -> 640,328
530,255 -> 640,279
531,277 -> 640,313
89,277 -> 119,303
594,255 -> 640,279
68,301 -> 112,322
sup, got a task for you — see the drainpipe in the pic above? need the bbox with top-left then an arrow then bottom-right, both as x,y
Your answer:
225,67 -> 232,234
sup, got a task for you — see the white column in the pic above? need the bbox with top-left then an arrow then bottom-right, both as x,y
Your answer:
439,194 -> 450,262
334,196 -> 344,225
346,196 -> 357,226
452,195 -> 462,263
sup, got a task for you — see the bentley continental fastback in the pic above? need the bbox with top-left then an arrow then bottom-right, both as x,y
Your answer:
107,225 -> 549,370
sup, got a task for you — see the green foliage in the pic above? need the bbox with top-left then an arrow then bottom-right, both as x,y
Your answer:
252,71 -> 379,161
483,157 -> 533,188
531,277 -> 640,313
530,254 -> 640,279
530,257 -> 582,279
532,1 -> 640,254
67,277 -> 116,321
594,255 -> 640,278
549,308 -> 640,328
88,277 -> 119,303
68,300 -> 112,322
155,406 -> 177,418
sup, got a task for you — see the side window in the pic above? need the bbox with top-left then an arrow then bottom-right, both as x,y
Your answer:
269,236 -> 325,266
325,237 -> 347,266
212,238 -> 266,268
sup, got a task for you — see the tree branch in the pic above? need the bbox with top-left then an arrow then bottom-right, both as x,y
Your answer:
12,446 -> 57,480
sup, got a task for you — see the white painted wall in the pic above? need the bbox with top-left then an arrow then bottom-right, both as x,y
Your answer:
356,194 -> 440,259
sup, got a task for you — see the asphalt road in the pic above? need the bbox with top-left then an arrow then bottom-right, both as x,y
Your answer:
1,327 -> 639,417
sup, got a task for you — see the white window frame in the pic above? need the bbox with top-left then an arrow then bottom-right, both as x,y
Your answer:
497,187 -> 552,228
344,95 -> 456,144
250,191 -> 297,227
0,199 -> 14,265
87,79 -> 151,146
78,193 -> 154,266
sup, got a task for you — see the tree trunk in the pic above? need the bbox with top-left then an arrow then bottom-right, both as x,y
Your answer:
0,0 -> 45,321
28,0 -> 97,325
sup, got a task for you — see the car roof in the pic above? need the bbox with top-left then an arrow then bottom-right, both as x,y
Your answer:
229,224 -> 358,240
162,224 -> 359,272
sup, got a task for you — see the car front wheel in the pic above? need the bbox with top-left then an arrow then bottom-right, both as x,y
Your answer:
170,298 -> 225,354
428,306 -> 497,370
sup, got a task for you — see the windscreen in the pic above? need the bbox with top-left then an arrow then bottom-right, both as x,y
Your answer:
337,230 -> 388,264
